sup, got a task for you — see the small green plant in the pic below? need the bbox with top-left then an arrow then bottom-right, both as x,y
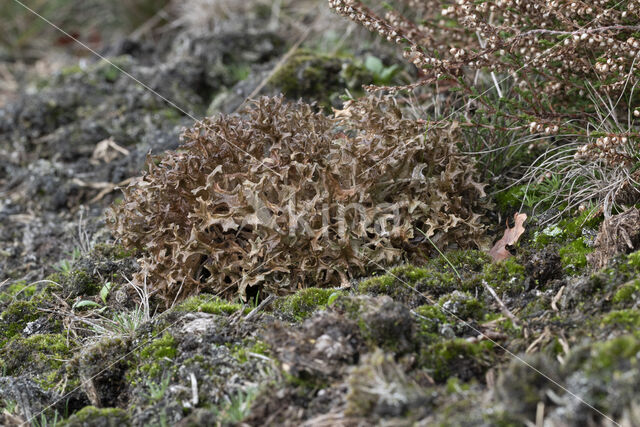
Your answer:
215,388 -> 259,424
363,55 -> 401,86
71,281 -> 112,312
146,375 -> 171,403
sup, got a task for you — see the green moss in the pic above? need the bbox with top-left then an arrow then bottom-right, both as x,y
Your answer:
414,304 -> 447,338
333,295 -> 415,353
173,294 -> 242,315
0,300 -> 41,345
559,238 -> 591,274
138,332 -> 177,377
0,281 -> 37,303
60,405 -> 129,427
438,291 -> 485,320
477,258 -> 526,295
580,335 -> 640,374
48,269 -> 100,298
601,309 -> 640,331
420,339 -> 494,383
0,333 -> 71,389
92,243 -> 136,260
531,208 -> 601,248
358,275 -> 397,295
429,250 -> 491,273
273,288 -> 344,322
613,280 -> 640,304
229,340 -> 269,363
627,250 -> 640,269
414,305 -> 447,343
268,49 -> 345,108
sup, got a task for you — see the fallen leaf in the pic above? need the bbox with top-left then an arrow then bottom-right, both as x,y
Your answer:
489,213 -> 527,261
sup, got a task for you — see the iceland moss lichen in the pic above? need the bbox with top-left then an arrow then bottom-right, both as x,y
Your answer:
109,96 -> 487,305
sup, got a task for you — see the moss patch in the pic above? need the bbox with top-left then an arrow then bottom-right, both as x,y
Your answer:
438,291 -> 485,321
273,287 -> 344,322
1,333 -> 71,389
601,309 -> 640,331
173,294 -> 242,315
476,258 -> 526,295
559,238 -> 591,274
613,280 -> 640,304
60,405 -> 129,427
138,332 -> 178,378
268,49 -> 345,108
420,339 -> 495,383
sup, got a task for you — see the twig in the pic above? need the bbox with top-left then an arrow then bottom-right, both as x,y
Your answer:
519,25 -> 640,38
481,280 -> 519,328
551,285 -> 564,312
245,294 -> 276,321
526,327 -> 550,354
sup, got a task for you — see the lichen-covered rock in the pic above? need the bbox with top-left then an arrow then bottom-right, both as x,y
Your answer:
109,96 -> 487,304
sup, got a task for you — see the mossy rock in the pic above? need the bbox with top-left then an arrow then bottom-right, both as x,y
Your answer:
268,49 -> 345,107
273,287 -> 344,322
60,406 -> 130,427
48,269 -> 100,299
438,291 -> 485,321
475,258 -> 526,296
601,309 -> 640,332
70,336 -> 132,408
495,353 -> 561,419
332,295 -> 415,354
91,243 -> 136,261
0,281 -> 37,304
414,304 -> 448,339
0,333 -> 71,389
0,300 -> 41,346
357,251 -> 495,307
419,338 -> 495,383
173,294 -> 243,316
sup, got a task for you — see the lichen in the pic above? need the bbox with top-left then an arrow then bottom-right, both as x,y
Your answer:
109,96 -> 487,304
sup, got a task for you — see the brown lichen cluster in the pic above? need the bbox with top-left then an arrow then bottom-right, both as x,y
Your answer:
108,96 -> 487,304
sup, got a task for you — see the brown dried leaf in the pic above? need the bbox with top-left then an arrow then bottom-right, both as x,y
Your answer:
489,213 -> 527,262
